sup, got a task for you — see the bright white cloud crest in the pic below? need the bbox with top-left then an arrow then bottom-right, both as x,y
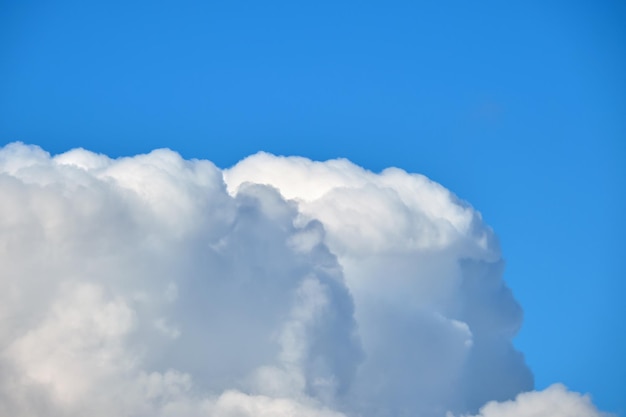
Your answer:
0,143 -> 607,417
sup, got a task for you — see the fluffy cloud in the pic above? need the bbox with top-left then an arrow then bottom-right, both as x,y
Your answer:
0,143 -> 606,417
453,384 -> 609,417
225,153 -> 531,415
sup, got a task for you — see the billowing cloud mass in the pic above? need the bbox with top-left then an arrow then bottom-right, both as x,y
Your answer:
0,143 -> 608,417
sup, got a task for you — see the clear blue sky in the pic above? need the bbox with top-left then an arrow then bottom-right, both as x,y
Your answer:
1,0 -> 624,413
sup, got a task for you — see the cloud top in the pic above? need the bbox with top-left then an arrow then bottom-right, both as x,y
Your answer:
0,143 -> 606,417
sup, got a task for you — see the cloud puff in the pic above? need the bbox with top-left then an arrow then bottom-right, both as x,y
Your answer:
453,384 -> 610,417
225,153 -> 530,415
0,143 -> 606,417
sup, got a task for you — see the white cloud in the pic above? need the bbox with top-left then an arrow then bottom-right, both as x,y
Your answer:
453,384 -> 611,417
0,143 -> 608,417
225,152 -> 529,415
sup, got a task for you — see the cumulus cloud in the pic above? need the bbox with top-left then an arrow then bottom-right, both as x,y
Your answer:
453,384 -> 610,417
0,143 -> 607,417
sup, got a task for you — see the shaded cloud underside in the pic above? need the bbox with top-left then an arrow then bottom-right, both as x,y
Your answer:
0,143 -> 607,417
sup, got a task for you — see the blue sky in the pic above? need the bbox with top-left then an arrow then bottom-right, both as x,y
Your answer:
1,0 -> 625,413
